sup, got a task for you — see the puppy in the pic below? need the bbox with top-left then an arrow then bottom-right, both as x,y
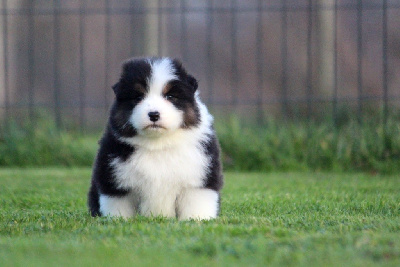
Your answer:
88,57 -> 223,220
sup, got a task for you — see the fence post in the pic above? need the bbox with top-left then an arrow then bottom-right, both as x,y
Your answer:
104,0 -> 111,117
256,0 -> 264,122
157,0 -> 162,56
53,0 -> 62,129
333,0 -> 338,126
79,0 -> 87,133
28,0 -> 35,123
306,0 -> 313,120
280,0 -> 288,118
2,0 -> 9,128
206,0 -> 214,106
145,0 -> 159,56
356,0 -> 363,124
316,0 -> 335,100
230,0 -> 238,108
382,0 -> 389,150
180,0 -> 187,62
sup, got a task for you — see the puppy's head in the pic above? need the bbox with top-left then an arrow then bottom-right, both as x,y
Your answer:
110,57 -> 200,138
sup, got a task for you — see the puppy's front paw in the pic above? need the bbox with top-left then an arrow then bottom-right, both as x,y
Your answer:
177,188 -> 219,220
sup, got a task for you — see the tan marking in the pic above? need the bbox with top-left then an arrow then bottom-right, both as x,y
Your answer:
182,106 -> 199,128
162,82 -> 173,95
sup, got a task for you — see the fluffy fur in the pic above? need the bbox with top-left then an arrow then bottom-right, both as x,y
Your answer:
88,57 -> 223,220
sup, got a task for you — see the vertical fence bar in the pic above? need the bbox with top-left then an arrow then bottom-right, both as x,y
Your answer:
28,1 -> 35,122
230,0 -> 238,107
306,0 -> 313,120
2,0 -> 9,127
180,0 -> 187,62
157,0 -> 162,56
382,0 -> 388,131
53,0 -> 61,128
104,0 -> 111,115
280,0 -> 288,117
79,0 -> 86,132
130,0 -> 135,56
206,0 -> 214,105
256,0 -> 264,121
333,0 -> 338,126
356,0 -> 363,123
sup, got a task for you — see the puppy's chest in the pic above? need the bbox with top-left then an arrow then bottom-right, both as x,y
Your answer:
112,142 -> 209,190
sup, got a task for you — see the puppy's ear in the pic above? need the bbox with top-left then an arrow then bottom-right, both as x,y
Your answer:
187,75 -> 198,92
172,58 -> 198,92
112,82 -> 120,95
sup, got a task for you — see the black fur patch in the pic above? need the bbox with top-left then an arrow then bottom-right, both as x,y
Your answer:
167,59 -> 200,128
108,58 -> 154,138
171,59 -> 198,93
162,79 -> 200,128
202,131 -> 224,191
88,128 -> 134,216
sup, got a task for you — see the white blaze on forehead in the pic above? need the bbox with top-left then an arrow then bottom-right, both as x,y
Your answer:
148,58 -> 177,95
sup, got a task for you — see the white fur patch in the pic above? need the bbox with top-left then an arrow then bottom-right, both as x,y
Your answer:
176,188 -> 219,220
111,130 -> 210,218
148,58 -> 177,96
99,194 -> 136,218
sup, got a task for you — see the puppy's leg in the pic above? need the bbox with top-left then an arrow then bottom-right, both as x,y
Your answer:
99,194 -> 135,218
139,193 -> 177,218
88,183 -> 101,216
176,188 -> 219,220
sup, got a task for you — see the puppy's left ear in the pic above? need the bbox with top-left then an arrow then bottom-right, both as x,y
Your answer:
187,75 -> 198,92
112,82 -> 120,95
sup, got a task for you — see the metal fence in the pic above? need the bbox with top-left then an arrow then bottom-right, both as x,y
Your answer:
1,0 -> 400,131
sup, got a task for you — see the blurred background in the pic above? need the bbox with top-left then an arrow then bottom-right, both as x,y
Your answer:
1,0 -> 400,128
1,0 -> 399,172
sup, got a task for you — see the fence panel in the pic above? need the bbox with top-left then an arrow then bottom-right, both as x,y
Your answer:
0,0 -> 399,131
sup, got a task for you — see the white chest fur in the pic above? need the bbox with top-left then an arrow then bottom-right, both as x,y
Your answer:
111,139 -> 209,191
110,129 -> 211,217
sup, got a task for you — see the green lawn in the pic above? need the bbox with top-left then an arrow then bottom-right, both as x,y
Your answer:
1,169 -> 399,266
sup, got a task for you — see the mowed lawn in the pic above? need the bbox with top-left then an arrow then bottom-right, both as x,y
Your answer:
0,169 -> 399,266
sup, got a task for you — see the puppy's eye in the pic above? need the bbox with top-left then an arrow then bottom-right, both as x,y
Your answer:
164,94 -> 176,101
135,95 -> 144,102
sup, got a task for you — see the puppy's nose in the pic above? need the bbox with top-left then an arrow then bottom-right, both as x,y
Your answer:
148,111 -> 160,122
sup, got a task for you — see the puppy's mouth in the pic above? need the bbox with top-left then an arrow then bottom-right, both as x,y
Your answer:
143,124 -> 166,130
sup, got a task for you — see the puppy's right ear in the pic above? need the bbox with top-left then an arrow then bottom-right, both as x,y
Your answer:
112,82 -> 120,95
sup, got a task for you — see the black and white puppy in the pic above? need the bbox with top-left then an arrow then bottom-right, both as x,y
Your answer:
88,57 -> 223,220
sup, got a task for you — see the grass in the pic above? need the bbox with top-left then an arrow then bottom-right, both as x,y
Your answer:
216,116 -> 400,173
1,168 -> 400,266
1,114 -> 400,173
0,121 -> 98,167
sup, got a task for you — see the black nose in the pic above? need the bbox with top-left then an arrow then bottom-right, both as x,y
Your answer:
148,111 -> 160,122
